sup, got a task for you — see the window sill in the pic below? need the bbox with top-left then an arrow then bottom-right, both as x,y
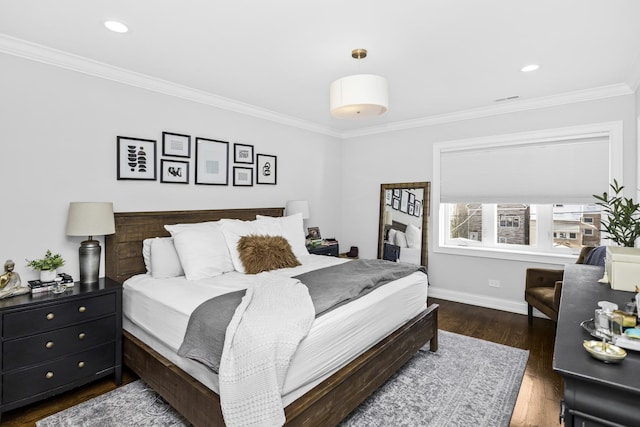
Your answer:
434,244 -> 580,265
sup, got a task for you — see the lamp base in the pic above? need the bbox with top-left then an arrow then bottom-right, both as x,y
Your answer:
79,239 -> 101,284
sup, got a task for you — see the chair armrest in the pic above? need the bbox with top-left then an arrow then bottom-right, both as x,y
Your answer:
553,280 -> 563,311
525,267 -> 564,290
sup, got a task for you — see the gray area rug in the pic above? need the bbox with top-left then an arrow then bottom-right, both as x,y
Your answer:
37,331 -> 528,427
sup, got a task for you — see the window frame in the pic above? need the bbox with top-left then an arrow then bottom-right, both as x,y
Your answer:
433,122 -> 623,263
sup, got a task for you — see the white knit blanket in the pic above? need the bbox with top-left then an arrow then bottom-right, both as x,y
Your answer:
219,272 -> 315,427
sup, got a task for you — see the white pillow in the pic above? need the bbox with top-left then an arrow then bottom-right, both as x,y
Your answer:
150,237 -> 184,278
142,238 -> 153,273
255,213 -> 309,258
406,223 -> 421,249
395,230 -> 409,248
164,221 -> 234,280
219,218 -> 281,273
387,228 -> 398,245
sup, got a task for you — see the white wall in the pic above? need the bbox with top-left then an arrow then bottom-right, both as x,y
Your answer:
341,95 -> 637,314
0,54 -> 342,282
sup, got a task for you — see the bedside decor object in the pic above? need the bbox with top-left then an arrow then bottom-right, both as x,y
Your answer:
583,340 -> 627,363
0,260 -> 29,299
162,132 -> 191,158
26,250 -> 65,282
66,202 -> 115,284
307,226 -> 321,240
116,136 -> 157,180
195,138 -> 229,185
256,154 -> 277,185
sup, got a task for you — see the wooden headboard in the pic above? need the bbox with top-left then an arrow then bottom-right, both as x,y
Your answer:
105,207 -> 284,284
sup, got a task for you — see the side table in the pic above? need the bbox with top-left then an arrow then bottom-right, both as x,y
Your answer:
0,277 -> 122,419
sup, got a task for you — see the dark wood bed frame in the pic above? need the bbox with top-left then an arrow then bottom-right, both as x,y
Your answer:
105,207 -> 439,427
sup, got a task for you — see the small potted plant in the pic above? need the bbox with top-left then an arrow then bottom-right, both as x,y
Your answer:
593,179 -> 640,247
26,250 -> 65,282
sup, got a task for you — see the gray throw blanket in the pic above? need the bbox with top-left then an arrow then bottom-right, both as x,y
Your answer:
178,259 -> 426,372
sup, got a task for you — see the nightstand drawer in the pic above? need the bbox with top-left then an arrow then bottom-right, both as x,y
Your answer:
3,316 -> 116,371
3,293 -> 116,338
2,342 -> 115,404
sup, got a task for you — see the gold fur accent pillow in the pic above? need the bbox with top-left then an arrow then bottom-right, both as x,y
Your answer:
237,234 -> 301,274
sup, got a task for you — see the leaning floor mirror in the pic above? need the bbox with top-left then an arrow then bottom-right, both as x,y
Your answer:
378,182 -> 430,267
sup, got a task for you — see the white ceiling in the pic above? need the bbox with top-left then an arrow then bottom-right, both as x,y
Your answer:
2,0 -> 640,137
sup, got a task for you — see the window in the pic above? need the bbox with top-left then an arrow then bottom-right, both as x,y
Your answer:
434,122 -> 622,259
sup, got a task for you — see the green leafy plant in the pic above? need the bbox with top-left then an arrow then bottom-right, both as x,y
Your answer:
593,179 -> 640,247
26,250 -> 65,271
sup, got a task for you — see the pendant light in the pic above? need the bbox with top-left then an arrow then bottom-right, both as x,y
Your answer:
330,49 -> 389,119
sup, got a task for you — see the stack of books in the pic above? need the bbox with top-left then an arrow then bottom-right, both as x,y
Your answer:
28,273 -> 74,294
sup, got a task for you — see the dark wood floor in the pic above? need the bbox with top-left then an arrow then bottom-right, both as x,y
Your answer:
1,298 -> 560,427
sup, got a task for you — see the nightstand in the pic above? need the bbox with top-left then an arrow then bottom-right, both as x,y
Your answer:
308,244 -> 339,257
0,277 -> 122,419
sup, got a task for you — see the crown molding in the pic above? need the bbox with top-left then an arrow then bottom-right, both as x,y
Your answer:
0,34 -> 341,138
1,34 -> 634,141
341,83 -> 634,139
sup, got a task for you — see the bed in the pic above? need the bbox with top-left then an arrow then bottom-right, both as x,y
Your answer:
105,207 -> 438,427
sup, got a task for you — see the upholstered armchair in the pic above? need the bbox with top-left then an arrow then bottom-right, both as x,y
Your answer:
525,246 -> 594,323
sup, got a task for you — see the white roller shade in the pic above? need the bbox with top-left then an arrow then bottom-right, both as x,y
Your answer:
440,136 -> 610,204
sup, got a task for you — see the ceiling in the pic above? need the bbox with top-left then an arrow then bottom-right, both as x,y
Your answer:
2,0 -> 640,137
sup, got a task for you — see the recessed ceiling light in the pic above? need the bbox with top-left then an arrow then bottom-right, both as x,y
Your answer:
104,20 -> 128,33
521,64 -> 540,72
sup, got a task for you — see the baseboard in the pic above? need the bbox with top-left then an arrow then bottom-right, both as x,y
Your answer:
428,286 -> 550,319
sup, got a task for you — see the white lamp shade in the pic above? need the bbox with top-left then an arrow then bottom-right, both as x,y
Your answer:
66,202 -> 115,236
330,74 -> 389,118
285,200 -> 310,219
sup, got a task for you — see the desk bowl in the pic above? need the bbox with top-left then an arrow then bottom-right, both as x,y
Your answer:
583,340 -> 627,363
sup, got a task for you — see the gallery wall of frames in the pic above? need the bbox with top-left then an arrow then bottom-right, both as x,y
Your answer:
116,132 -> 277,186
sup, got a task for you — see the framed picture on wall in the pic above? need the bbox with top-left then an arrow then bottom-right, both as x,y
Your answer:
385,190 -> 392,205
162,132 -> 191,158
234,143 -> 254,164
233,166 -> 253,186
256,153 -> 277,185
393,189 -> 401,198
195,138 -> 229,185
414,200 -> 422,217
400,189 -> 409,213
392,198 -> 400,210
160,159 -> 189,184
408,204 -> 414,216
409,192 -> 415,205
116,136 -> 157,180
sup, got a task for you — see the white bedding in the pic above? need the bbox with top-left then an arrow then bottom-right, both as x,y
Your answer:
123,254 -> 428,404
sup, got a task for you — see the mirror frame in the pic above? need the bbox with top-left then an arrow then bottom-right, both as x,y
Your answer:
377,182 -> 431,268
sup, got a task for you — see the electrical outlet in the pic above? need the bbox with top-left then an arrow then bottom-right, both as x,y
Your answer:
488,279 -> 500,288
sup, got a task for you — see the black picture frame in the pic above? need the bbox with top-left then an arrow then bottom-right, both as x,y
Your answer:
414,200 -> 422,217
162,132 -> 191,158
233,166 -> 253,186
392,198 -> 400,210
117,136 -> 157,180
256,153 -> 277,185
400,190 -> 409,213
234,143 -> 254,164
160,159 -> 189,184
393,189 -> 401,198
195,138 -> 229,185
385,190 -> 392,206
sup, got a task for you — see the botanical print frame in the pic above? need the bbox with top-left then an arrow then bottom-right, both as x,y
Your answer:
233,166 -> 253,186
195,138 -> 229,185
256,153 -> 277,185
117,136 -> 157,180
234,143 -> 254,164
400,189 -> 409,213
162,132 -> 191,158
160,159 -> 189,184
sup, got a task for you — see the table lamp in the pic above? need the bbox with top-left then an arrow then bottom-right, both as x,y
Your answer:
66,202 -> 115,284
285,200 -> 310,219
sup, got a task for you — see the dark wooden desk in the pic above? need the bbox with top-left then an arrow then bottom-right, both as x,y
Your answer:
553,264 -> 639,427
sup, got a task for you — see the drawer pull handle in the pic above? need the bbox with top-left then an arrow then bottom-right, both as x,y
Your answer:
78,361 -> 85,368
78,306 -> 86,313
46,313 -> 55,320
45,371 -> 54,379
45,341 -> 54,349
78,332 -> 86,340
